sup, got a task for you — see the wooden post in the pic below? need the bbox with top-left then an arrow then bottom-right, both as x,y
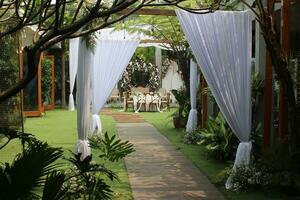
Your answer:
38,53 -> 43,114
201,76 -> 207,128
278,0 -> 290,139
263,51 -> 273,148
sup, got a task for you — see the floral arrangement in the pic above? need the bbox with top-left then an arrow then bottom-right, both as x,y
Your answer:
119,58 -> 171,92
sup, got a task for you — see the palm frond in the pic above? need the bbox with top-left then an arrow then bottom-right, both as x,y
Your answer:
0,141 -> 63,199
42,170 -> 68,200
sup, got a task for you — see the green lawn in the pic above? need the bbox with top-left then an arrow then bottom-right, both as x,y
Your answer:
0,109 -> 133,200
138,109 -> 292,200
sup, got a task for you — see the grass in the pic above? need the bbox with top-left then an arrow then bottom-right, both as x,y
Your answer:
0,109 -> 133,200
138,109 -> 293,200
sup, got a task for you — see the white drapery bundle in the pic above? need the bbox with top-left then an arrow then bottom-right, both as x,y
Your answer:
69,38 -> 79,111
186,61 -> 199,133
76,38 -> 92,161
91,39 -> 139,134
177,10 -> 252,189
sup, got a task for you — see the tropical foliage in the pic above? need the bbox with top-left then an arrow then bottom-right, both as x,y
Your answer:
0,128 -> 134,199
198,113 -> 239,161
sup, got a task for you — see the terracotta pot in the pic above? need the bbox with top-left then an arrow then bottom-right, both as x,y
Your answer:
173,116 -> 186,129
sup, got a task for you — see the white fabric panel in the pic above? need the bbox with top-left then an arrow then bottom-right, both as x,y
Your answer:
176,10 -> 252,189
76,38 -> 92,161
69,38 -> 79,111
91,39 -> 139,133
186,61 -> 199,133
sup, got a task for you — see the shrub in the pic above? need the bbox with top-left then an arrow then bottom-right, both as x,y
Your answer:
230,165 -> 270,191
183,131 -> 202,144
228,163 -> 300,194
198,113 -> 239,161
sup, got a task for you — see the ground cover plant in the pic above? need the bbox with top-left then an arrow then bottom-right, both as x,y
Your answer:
0,110 -> 133,200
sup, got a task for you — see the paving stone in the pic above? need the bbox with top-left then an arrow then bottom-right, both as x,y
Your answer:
117,123 -> 225,200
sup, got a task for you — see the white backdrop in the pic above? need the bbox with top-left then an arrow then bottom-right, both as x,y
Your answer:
177,10 -> 252,189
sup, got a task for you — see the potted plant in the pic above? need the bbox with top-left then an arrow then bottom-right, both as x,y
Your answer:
171,88 -> 188,128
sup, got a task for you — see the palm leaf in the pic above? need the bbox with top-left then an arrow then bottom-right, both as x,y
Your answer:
42,171 -> 68,200
0,141 -> 63,199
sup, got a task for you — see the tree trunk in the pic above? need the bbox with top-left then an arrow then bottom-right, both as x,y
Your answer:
0,48 -> 41,103
61,41 -> 66,108
178,57 -> 190,98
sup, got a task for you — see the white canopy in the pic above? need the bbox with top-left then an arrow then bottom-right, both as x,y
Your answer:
91,39 -> 139,133
176,10 -> 252,189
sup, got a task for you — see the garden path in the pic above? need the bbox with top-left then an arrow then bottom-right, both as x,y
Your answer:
100,108 -> 145,123
116,122 -> 225,200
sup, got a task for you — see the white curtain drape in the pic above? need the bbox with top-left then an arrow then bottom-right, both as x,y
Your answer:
176,10 -> 252,189
76,38 -> 92,161
186,60 -> 199,133
91,40 -> 139,133
69,38 -> 79,111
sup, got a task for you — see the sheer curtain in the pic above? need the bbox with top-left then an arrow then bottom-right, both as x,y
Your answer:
69,38 -> 79,111
186,60 -> 199,133
91,39 -> 139,134
76,38 -> 92,161
176,10 -> 252,189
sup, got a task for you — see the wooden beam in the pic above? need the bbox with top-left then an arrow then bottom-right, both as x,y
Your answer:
140,39 -> 171,44
278,0 -> 290,139
119,8 -> 176,16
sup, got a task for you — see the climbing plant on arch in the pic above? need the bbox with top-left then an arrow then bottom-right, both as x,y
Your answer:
119,58 -> 170,92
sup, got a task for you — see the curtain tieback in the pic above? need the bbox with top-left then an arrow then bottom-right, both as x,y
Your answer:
92,114 -> 102,134
68,94 -> 75,111
76,139 -> 91,161
233,141 -> 252,169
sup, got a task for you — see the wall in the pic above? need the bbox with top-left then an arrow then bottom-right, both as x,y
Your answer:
162,61 -> 184,102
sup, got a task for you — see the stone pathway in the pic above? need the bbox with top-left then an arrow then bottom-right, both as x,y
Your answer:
117,123 -> 225,200
101,108 -> 145,123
